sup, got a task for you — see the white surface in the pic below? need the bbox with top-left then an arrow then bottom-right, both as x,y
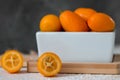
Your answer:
36,32 -> 115,63
0,68 -> 120,80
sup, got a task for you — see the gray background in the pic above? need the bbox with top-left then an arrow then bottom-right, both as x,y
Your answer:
0,0 -> 119,54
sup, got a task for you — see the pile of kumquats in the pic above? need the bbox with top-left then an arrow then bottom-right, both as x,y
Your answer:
40,8 -> 115,32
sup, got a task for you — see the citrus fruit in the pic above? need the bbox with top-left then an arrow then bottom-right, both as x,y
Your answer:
40,14 -> 62,32
87,13 -> 115,32
1,50 -> 23,73
74,8 -> 97,21
37,52 -> 62,77
59,10 -> 89,32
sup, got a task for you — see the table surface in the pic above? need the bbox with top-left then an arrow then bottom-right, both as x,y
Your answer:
1,52 -> 120,80
0,68 -> 120,80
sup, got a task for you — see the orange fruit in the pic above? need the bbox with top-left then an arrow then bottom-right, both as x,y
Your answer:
59,10 -> 89,32
88,13 -> 115,32
74,8 -> 97,21
40,14 -> 62,32
1,50 -> 23,73
37,52 -> 62,77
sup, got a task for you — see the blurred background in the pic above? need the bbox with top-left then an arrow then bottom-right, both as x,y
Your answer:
0,0 -> 120,54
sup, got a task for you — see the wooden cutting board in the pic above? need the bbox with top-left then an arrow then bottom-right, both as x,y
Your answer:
27,60 -> 120,74
27,54 -> 120,74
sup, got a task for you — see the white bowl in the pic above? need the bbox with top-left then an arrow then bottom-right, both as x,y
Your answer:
36,32 -> 115,63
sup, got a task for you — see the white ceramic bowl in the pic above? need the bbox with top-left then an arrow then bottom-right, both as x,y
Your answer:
36,32 -> 115,63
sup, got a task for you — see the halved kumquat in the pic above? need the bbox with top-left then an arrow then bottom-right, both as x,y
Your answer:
37,52 -> 62,77
1,50 -> 23,73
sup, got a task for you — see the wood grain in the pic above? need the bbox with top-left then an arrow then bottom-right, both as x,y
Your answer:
27,60 -> 120,74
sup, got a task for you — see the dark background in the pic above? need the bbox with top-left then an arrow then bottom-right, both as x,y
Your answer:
0,0 -> 119,54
